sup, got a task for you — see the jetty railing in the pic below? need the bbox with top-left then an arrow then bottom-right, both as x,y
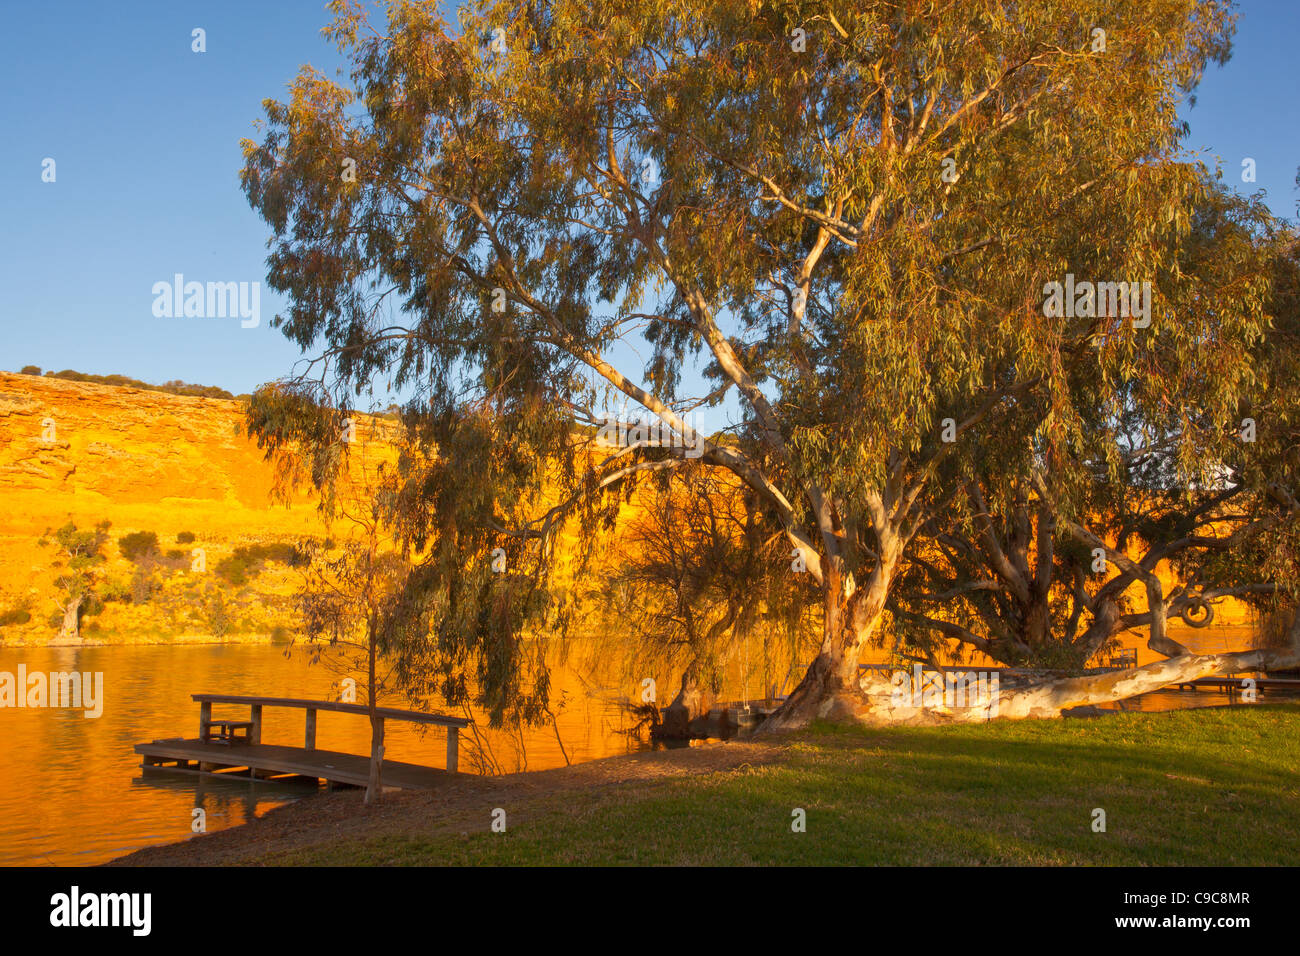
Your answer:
192,694 -> 471,772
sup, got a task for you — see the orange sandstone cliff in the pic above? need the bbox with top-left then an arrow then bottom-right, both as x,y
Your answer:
0,370 -> 1255,658
0,371 -> 336,644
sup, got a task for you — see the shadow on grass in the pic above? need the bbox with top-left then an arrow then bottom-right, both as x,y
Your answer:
264,705 -> 1300,866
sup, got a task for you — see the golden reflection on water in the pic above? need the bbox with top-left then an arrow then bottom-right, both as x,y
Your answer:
0,642 -> 641,866
0,626 -> 1290,866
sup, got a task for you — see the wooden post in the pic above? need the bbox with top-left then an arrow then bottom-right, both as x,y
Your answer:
249,704 -> 262,745
304,708 -> 317,750
446,726 -> 459,773
199,700 -> 212,742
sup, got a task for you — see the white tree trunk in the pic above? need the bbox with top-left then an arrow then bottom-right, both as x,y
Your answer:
853,644 -> 1300,725
57,595 -> 83,644
761,607 -> 1300,729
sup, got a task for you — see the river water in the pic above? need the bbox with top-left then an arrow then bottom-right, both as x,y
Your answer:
0,629 -> 1291,866
0,642 -> 642,866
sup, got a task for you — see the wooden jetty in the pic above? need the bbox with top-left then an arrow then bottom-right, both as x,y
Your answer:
1173,676 -> 1300,693
135,694 -> 471,791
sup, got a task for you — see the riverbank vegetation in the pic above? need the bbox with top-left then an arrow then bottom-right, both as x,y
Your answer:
0,518 -> 315,646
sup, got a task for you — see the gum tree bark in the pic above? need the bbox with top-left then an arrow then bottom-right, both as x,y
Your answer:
764,541 -> 902,729
855,629 -> 1300,725
659,664 -> 714,738
364,601 -> 383,804
57,595 -> 83,644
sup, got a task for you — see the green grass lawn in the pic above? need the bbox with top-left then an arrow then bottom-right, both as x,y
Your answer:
262,705 -> 1300,866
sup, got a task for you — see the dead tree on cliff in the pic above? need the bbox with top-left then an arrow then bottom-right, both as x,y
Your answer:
43,520 -> 111,643
240,0 -> 1247,727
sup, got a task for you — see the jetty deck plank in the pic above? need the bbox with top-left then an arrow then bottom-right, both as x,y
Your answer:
135,739 -> 454,790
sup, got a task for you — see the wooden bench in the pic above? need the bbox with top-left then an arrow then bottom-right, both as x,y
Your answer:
201,718 -> 254,744
1105,649 -> 1138,669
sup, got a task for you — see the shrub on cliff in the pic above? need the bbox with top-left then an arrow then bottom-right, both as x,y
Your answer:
214,542 -> 307,586
205,586 -> 232,637
98,575 -> 132,604
176,531 -> 196,544
118,531 -> 160,563
251,542 -> 307,567
39,369 -> 235,400
214,555 -> 252,586
130,566 -> 157,604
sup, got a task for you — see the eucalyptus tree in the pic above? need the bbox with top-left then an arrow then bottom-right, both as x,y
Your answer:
882,186 -> 1300,718
241,0 -> 1240,726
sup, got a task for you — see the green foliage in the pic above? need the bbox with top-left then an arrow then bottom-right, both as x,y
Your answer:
99,575 -> 133,604
18,365 -> 41,376
238,0 -> 1289,716
889,181 -> 1300,669
38,369 -> 234,400
51,520 -> 110,567
45,521 -> 112,633
176,531 -> 196,544
0,608 -> 31,626
118,531 -> 160,563
214,541 -> 307,586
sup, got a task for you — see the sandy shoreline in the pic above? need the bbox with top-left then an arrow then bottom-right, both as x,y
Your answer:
0,634 -> 287,649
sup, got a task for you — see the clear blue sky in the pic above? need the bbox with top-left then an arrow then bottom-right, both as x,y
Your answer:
1,1 -> 1297,397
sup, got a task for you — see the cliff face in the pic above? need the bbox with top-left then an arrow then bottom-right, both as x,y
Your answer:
0,371 -> 1255,654
0,372 -> 335,644
0,371 -> 319,525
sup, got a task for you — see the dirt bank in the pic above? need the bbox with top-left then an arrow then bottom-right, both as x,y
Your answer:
107,738 -> 785,865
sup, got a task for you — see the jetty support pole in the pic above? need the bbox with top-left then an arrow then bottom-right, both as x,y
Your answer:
446,726 -> 459,773
304,708 -> 317,750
